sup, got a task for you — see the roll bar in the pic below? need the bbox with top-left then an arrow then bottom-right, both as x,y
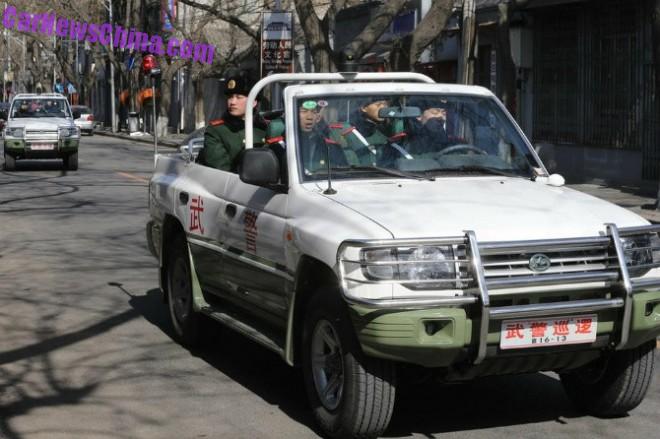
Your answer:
244,72 -> 435,149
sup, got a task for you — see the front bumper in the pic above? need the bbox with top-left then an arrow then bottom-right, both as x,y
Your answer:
341,224 -> 660,368
4,138 -> 79,158
350,290 -> 660,368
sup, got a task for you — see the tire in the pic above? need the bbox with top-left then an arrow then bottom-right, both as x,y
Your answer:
166,234 -> 204,347
65,152 -> 78,171
87,130 -> 94,136
302,288 -> 396,439
560,340 -> 656,416
4,153 -> 15,171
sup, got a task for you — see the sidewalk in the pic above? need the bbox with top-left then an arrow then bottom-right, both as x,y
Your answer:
567,183 -> 660,224
97,127 -> 188,148
97,128 -> 660,223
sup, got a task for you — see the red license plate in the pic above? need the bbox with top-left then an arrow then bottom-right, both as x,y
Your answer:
500,314 -> 598,349
31,143 -> 55,150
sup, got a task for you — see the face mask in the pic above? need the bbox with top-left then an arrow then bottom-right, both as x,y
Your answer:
423,117 -> 445,134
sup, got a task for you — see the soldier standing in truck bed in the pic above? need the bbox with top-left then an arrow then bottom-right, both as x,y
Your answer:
198,70 -> 267,172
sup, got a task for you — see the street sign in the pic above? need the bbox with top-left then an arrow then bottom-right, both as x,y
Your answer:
261,11 -> 293,76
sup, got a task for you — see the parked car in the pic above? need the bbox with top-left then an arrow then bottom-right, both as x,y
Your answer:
146,73 -> 660,439
3,93 -> 80,171
71,105 -> 95,135
178,127 -> 205,161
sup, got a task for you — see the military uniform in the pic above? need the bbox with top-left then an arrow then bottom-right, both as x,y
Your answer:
199,70 -> 266,172
200,114 -> 266,172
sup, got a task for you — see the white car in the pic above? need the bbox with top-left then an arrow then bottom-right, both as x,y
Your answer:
147,73 -> 660,438
71,105 -> 95,135
3,93 -> 80,170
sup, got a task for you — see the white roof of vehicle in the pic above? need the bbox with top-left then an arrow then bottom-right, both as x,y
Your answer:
285,82 -> 495,98
13,93 -> 67,99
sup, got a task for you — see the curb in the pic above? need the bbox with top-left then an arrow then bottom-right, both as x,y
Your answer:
96,130 -> 181,148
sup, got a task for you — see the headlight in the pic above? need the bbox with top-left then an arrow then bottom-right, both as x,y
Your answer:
58,126 -> 79,137
4,127 -> 24,138
621,234 -> 660,277
361,245 -> 459,288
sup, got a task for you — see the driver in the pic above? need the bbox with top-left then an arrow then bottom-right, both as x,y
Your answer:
406,97 -> 450,155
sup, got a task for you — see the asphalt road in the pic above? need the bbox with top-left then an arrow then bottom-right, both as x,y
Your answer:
0,135 -> 658,439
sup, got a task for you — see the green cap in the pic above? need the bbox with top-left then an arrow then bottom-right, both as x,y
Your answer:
301,100 -> 318,110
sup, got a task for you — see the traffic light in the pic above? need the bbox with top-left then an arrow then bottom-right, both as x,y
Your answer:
141,55 -> 160,76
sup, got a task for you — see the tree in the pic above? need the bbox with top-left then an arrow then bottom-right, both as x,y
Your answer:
390,0 -> 454,71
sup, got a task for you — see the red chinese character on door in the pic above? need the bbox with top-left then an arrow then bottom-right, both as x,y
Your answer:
505,323 -> 525,339
575,318 -> 593,334
189,196 -> 204,234
553,320 -> 570,336
531,322 -> 548,338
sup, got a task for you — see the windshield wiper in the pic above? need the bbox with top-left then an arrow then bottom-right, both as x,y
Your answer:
425,165 -> 525,178
321,165 -> 435,181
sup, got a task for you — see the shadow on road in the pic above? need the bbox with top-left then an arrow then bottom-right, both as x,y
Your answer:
3,159 -> 68,173
126,287 -> 322,436
126,287 -> 598,438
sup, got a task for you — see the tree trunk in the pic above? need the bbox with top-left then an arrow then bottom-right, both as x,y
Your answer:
390,0 -> 454,71
294,0 -> 336,71
496,2 -> 517,116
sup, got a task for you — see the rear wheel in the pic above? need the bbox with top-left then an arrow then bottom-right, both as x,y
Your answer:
65,152 -> 78,170
560,340 -> 655,416
4,153 -> 15,171
302,288 -> 396,438
166,234 -> 204,346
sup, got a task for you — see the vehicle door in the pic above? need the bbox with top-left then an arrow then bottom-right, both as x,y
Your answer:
168,161 -> 235,297
219,173 -> 290,330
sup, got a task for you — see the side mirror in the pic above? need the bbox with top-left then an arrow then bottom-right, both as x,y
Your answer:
0,110 -> 7,120
72,111 -> 81,119
239,148 -> 280,187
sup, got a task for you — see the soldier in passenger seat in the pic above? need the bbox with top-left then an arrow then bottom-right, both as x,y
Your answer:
265,99 -> 349,176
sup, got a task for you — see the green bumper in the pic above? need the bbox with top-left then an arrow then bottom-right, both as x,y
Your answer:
4,139 -> 78,153
350,291 -> 660,368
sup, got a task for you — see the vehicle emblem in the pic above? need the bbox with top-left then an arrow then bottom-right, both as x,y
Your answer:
529,253 -> 551,272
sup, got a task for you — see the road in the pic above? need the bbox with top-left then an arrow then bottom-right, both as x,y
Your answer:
0,135 -> 658,439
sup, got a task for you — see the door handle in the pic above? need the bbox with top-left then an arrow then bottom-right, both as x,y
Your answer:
225,204 -> 237,218
179,191 -> 189,204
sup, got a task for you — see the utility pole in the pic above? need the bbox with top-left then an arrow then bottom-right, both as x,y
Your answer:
106,0 -> 117,132
460,0 -> 476,85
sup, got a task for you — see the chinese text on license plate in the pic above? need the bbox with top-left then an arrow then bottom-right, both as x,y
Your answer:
500,314 -> 597,350
31,144 -> 55,150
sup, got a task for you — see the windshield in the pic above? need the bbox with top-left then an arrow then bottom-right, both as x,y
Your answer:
11,98 -> 71,118
295,94 -> 540,181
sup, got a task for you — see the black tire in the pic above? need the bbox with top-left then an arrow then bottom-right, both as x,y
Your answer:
65,152 -> 78,170
166,234 -> 204,347
4,153 -> 15,171
88,130 -> 94,136
560,340 -> 656,416
302,288 -> 396,439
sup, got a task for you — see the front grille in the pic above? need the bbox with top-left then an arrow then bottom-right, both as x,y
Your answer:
25,129 -> 58,140
481,248 -> 615,279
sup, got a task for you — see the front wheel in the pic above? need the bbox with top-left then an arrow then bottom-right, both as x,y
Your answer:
65,152 -> 78,170
4,153 -> 16,171
166,234 -> 204,347
560,340 -> 656,416
302,288 -> 396,439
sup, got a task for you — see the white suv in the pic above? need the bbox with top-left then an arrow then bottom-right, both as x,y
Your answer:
3,93 -> 80,170
147,73 -> 660,438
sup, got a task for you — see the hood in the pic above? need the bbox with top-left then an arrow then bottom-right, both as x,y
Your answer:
319,177 -> 648,241
8,118 -> 73,129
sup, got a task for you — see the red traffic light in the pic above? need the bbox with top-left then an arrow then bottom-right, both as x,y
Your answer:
141,55 -> 158,75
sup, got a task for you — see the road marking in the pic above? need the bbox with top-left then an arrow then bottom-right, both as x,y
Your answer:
116,172 -> 149,183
